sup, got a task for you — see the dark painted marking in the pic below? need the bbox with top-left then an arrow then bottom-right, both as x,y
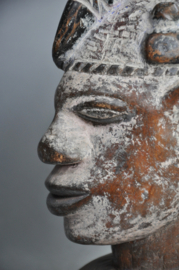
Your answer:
122,66 -> 134,76
107,65 -> 119,75
73,62 -> 82,71
81,63 -> 94,73
92,64 -> 106,74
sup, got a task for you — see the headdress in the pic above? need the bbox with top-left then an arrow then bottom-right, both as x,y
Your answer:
52,0 -> 179,77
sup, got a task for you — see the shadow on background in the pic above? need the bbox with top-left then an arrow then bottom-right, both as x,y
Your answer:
0,1 -> 110,269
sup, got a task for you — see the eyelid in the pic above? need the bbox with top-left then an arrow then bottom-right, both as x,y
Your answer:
62,95 -> 127,110
72,101 -> 128,113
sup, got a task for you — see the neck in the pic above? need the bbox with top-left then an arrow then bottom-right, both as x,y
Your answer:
112,218 -> 179,270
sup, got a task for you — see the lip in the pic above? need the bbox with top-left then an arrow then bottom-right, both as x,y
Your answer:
46,183 -> 90,216
47,191 -> 90,216
45,179 -> 89,196
45,164 -> 91,216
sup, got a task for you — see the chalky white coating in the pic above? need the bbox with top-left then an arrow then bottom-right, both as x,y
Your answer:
42,69 -> 179,244
63,0 -> 179,71
42,0 -> 179,245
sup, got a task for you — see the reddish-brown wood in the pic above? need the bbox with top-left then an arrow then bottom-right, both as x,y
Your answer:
112,218 -> 179,270
146,33 -> 179,64
38,0 -> 179,269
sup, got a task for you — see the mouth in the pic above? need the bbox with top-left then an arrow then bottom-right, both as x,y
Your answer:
46,187 -> 90,216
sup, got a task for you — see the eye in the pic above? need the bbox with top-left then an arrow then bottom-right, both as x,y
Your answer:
78,107 -> 124,121
72,101 -> 133,125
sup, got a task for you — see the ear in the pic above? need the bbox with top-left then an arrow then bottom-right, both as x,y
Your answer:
162,87 -> 179,110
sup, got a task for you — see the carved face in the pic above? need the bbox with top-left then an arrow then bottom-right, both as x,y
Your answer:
38,71 -> 179,245
38,0 -> 179,245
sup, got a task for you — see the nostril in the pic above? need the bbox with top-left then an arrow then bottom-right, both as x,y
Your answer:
152,2 -> 179,21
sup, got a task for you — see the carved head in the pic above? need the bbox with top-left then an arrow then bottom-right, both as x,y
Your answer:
38,0 -> 179,245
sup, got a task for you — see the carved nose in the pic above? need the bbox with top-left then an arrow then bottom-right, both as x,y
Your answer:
38,140 -> 79,165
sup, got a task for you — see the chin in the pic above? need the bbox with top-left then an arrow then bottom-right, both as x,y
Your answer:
64,215 -> 112,245
64,205 -> 179,246
64,223 -> 96,245
64,215 -> 144,246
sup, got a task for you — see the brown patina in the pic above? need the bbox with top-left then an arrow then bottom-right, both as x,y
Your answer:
38,0 -> 179,269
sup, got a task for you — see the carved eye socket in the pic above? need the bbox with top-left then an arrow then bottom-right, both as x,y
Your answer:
72,101 -> 131,125
152,2 -> 179,21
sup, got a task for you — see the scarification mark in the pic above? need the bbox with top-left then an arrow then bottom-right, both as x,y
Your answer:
81,63 -> 95,72
92,64 -> 106,74
107,65 -> 119,75
69,61 -> 179,77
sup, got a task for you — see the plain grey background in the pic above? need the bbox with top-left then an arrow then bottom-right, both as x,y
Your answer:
0,1 -> 110,269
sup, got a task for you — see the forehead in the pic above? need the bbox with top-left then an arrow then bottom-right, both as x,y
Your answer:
56,71 -> 179,109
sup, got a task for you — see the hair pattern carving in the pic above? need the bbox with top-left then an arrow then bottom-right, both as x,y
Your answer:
53,0 -> 179,77
73,0 -> 113,19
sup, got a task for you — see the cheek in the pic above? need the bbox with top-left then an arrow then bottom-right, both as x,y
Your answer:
89,113 -> 179,222
89,119 -> 138,211
122,113 -> 179,215
89,118 -> 137,186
